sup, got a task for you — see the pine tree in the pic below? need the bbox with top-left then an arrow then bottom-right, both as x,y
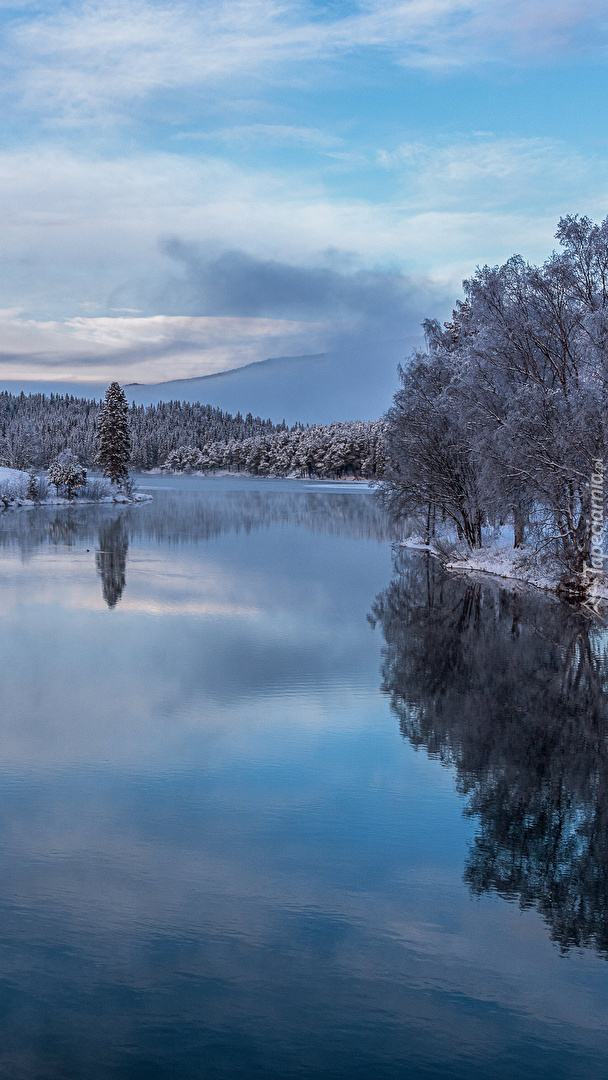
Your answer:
47,458 -> 64,496
26,472 -> 38,501
95,382 -> 131,486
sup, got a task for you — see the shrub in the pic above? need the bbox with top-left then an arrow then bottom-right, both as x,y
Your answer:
0,474 -> 29,503
81,475 -> 112,500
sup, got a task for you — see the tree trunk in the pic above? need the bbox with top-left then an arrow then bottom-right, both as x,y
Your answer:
513,505 -> 527,548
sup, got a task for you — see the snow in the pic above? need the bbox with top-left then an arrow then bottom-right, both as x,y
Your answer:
0,467 -> 28,483
401,529 -> 608,609
400,535 -> 440,554
0,465 -> 152,512
445,545 -> 559,594
31,492 -> 153,506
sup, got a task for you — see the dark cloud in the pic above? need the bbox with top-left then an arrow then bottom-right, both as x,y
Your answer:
109,238 -> 448,334
103,239 -> 454,419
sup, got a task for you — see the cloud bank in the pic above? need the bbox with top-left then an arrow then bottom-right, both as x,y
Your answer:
0,241 -> 444,383
0,311 -> 328,383
1,0 -> 607,392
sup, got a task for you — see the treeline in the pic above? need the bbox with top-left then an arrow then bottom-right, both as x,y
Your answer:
380,214 -> 608,580
0,393 -> 292,471
162,421 -> 386,479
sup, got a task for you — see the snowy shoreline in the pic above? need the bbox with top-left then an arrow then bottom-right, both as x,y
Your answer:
400,535 -> 608,609
0,492 -> 152,511
0,467 -> 151,510
146,468 -> 373,483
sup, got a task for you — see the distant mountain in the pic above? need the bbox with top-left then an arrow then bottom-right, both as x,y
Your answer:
123,354 -> 329,422
0,342 -> 407,424
123,349 -> 401,424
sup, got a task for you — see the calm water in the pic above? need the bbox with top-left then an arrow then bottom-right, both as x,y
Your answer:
0,475 -> 607,1079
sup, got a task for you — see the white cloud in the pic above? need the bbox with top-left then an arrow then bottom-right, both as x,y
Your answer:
0,140 -> 601,291
175,124 -> 344,150
0,311 -> 330,382
4,0 -> 608,124
378,135 -> 595,212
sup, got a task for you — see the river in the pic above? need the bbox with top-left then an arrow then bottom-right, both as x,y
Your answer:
0,475 -> 606,1079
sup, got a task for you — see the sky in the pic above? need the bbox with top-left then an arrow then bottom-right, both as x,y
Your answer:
1,0 -> 608,389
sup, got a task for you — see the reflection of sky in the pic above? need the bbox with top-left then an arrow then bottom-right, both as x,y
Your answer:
0,484 -> 607,1078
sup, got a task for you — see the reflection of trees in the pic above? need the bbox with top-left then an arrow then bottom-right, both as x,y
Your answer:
370,553 -> 608,957
47,513 -> 81,548
123,491 -> 396,545
0,490 -> 396,557
95,517 -> 128,608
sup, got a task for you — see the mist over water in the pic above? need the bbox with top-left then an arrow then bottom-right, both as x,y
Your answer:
0,477 -> 607,1079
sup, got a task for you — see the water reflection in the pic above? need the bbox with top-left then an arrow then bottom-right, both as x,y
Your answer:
370,551 -> 608,958
0,484 -> 607,1077
0,486 -> 394,609
96,517 -> 129,608
0,486 -> 395,555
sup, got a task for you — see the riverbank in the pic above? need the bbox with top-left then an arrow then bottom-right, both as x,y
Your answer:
1,492 -> 152,510
150,468 -> 371,483
401,533 -> 608,608
0,467 -> 152,510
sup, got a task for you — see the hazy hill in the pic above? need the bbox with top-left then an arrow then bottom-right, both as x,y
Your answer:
123,349 -> 401,424
0,344 -> 405,424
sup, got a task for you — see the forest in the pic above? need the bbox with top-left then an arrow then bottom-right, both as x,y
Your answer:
0,392 -> 386,481
380,214 -> 608,584
0,394 -> 288,472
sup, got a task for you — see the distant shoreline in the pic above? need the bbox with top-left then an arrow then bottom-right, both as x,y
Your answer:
145,469 -> 373,484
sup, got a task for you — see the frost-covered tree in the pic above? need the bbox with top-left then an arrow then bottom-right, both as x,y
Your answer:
47,459 -> 64,497
381,213 -> 608,585
380,346 -> 485,547
0,420 -> 38,471
47,449 -> 87,499
95,382 -> 132,486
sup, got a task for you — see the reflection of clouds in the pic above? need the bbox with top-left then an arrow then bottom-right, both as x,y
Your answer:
117,598 -> 260,617
0,558 -> 262,618
0,757 -> 605,1068
0,495 -> 392,767
0,491 -> 606,1072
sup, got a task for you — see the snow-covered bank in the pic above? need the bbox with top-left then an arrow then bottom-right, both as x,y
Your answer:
400,531 -> 608,608
151,468 -> 372,483
1,492 -> 152,510
0,467 -> 151,510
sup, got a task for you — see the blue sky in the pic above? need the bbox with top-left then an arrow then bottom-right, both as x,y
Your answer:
1,0 -> 608,385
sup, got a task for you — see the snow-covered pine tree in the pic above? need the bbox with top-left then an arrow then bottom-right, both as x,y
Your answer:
47,458 -> 64,496
95,382 -> 132,486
